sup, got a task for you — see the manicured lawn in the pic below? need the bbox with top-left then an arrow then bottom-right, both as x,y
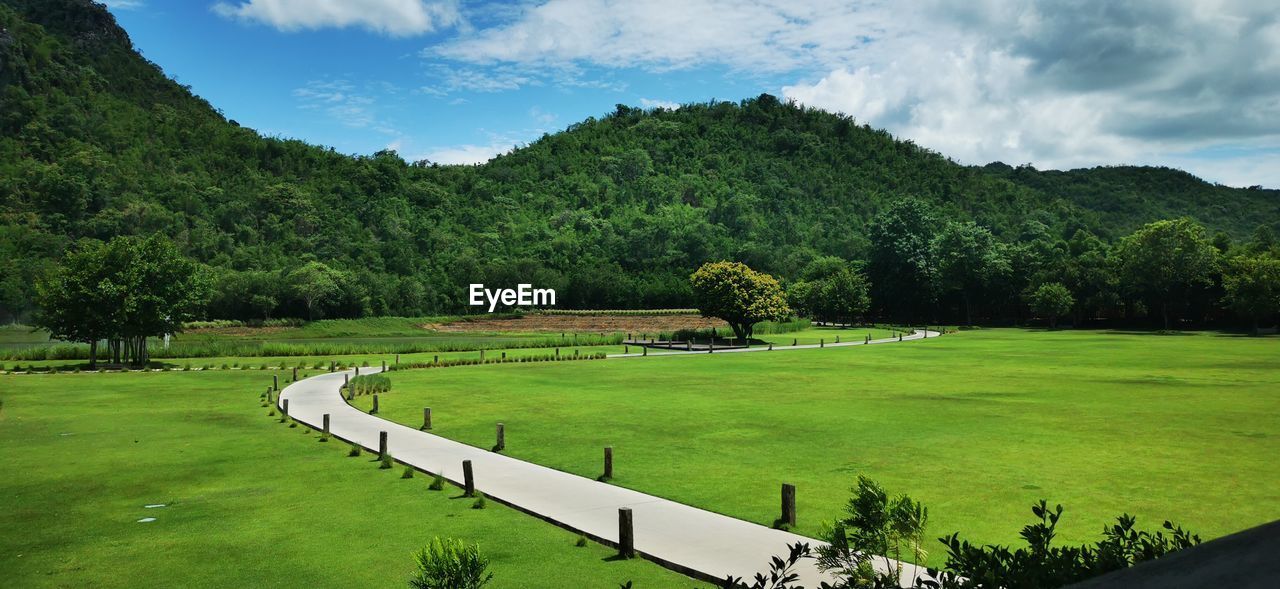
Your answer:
358,329 -> 1280,566
0,371 -> 705,588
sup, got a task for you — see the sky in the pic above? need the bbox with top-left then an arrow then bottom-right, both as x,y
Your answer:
102,0 -> 1280,188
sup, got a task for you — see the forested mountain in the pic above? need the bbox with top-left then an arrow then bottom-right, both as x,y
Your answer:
2,0 -> 1276,323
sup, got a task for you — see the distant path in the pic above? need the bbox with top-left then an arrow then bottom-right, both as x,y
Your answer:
278,329 -> 940,587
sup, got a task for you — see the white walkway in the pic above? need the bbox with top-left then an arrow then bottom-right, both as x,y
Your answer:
278,329 -> 940,587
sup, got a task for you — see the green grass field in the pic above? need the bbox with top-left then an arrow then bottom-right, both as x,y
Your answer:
356,329 -> 1280,566
0,370 -> 706,588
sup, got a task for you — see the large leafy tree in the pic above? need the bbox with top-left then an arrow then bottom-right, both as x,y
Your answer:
933,221 -> 1009,325
33,240 -> 120,368
815,268 -> 872,326
867,199 -> 938,322
690,261 -> 789,341
1027,282 -> 1074,328
289,261 -> 344,320
1222,255 -> 1280,333
1113,219 -> 1220,329
34,235 -> 209,367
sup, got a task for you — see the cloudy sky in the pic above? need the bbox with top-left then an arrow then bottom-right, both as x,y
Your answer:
106,0 -> 1279,187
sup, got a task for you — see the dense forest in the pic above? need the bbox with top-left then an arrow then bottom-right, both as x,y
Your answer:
2,0 -> 1277,326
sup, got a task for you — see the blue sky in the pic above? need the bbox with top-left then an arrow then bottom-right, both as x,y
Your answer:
104,1 -> 1280,187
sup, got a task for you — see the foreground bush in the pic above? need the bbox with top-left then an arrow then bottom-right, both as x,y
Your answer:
730,478 -> 1200,589
408,537 -> 492,589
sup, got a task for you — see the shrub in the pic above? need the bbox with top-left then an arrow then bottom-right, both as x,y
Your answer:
471,493 -> 486,510
348,444 -> 361,457
380,455 -> 393,469
575,535 -> 587,547
429,474 -> 446,491
349,374 -> 392,396
402,466 -> 415,479
408,537 -> 493,589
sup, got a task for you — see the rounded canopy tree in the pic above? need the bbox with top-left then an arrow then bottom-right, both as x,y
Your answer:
1027,282 -> 1074,328
690,261 -> 790,342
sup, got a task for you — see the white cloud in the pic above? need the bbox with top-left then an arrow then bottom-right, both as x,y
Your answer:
436,0 -> 885,72
639,98 -> 679,110
778,1 -> 1280,185
420,141 -> 516,165
293,79 -> 396,131
213,0 -> 461,37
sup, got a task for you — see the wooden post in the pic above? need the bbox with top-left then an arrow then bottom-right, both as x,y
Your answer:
709,339 -> 714,353
381,360 -> 386,371
625,345 -> 629,354
782,483 -> 796,527
266,387 -> 273,404
480,350 -> 485,361
273,375 -> 278,391
322,413 -> 330,438
422,407 -> 432,430
371,394 -> 379,414
604,446 -> 614,479
618,507 -> 634,558
835,336 -> 840,344
768,342 -> 773,351
395,354 -> 400,365
820,338 -> 825,348
687,341 -> 692,351
434,355 -> 439,364
501,352 -> 506,360
292,367 -> 297,382
642,346 -> 647,356
556,348 -> 560,357
344,373 -> 349,387
329,361 -> 335,372
379,431 -> 388,461
463,460 -> 475,497
355,366 -> 360,376
282,399 -> 289,417
495,422 -> 505,451
793,338 -> 797,346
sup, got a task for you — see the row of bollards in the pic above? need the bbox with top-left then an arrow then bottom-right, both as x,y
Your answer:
276,376 -> 799,562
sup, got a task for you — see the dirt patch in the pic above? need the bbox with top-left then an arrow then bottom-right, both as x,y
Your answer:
425,314 -> 728,334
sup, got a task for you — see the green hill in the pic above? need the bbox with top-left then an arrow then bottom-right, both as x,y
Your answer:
1,0 -> 1276,322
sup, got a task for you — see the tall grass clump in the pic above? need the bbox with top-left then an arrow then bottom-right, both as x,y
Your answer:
348,374 -> 391,396
408,537 -> 492,589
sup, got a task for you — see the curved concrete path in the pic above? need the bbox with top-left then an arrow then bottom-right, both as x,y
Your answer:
278,329 -> 940,587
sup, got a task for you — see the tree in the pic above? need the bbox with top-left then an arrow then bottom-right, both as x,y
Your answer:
814,268 -> 872,326
690,261 -> 789,341
407,537 -> 492,589
786,279 -> 818,319
289,261 -> 343,320
868,199 -> 937,322
1113,219 -> 1219,329
33,240 -> 119,369
1027,282 -> 1074,328
932,221 -> 1008,325
1222,255 -> 1280,333
34,236 -> 209,367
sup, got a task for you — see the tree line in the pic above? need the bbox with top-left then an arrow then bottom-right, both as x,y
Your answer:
841,199 -> 1279,331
